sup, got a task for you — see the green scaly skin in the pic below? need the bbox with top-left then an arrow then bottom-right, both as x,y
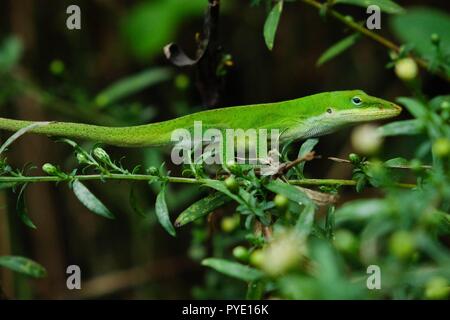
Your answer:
0,90 -> 401,147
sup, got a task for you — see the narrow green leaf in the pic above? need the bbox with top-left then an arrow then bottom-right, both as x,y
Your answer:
202,179 -> 245,206
384,157 -> 409,167
397,97 -> 428,119
0,122 -> 50,155
335,0 -> 404,14
263,0 -> 283,50
390,8 -> 450,71
175,192 -> 231,227
155,185 -> 176,236
378,119 -> 424,136
296,202 -> 316,237
297,138 -> 319,176
94,67 -> 172,107
0,256 -> 46,278
72,180 -> 115,219
335,199 -> 391,224
17,184 -> 36,229
317,34 -> 360,66
202,258 -> 264,282
265,179 -> 312,205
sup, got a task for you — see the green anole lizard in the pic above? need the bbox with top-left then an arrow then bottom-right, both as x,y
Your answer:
0,90 -> 401,147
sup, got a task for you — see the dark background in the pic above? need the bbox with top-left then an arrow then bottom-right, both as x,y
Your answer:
0,0 -> 448,299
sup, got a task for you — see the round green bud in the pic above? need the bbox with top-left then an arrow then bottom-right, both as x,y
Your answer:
224,176 -> 239,193
95,94 -> 109,107
76,152 -> 90,165
430,33 -> 440,45
433,138 -> 450,157
232,246 -> 250,262
274,194 -> 289,211
188,245 -> 206,261
344,15 -> 354,23
225,160 -> 240,174
389,230 -> 415,260
395,58 -> 418,81
389,51 -> 399,61
351,124 -> 383,155
42,163 -> 58,175
174,74 -> 190,90
49,59 -> 65,75
441,101 -> 450,110
409,159 -> 422,172
221,214 -> 240,233
334,229 -> 359,255
147,166 -> 158,175
93,147 -> 110,162
249,249 -> 264,268
425,277 -> 449,300
348,153 -> 360,164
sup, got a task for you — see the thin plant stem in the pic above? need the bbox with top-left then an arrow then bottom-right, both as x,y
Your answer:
0,174 -> 416,188
300,0 -> 450,82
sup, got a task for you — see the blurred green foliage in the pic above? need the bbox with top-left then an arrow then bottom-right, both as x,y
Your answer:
0,0 -> 449,300
121,0 -> 206,60
391,7 -> 450,76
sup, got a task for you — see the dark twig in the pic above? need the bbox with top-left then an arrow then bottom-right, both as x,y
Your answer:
164,0 -> 223,107
300,0 -> 450,82
272,151 -> 317,178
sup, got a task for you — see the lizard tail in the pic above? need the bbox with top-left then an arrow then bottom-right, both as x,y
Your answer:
0,117 -> 172,147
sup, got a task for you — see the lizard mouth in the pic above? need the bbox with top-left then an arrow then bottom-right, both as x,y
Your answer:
340,103 -> 402,121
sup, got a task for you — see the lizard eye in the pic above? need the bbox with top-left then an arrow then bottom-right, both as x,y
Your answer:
351,96 -> 362,106
326,108 -> 333,114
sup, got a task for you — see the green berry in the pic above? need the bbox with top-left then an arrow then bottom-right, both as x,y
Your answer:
348,153 -> 360,164
249,249 -> 264,268
389,231 -> 415,260
395,58 -> 418,81
334,229 -> 359,255
49,59 -> 65,75
430,33 -> 440,45
344,15 -> 354,23
224,176 -> 239,193
274,194 -> 289,211
232,246 -> 250,262
425,277 -> 449,300
409,159 -> 422,172
174,74 -> 190,90
351,124 -> 383,155
95,94 -> 109,107
433,138 -> 450,157
221,214 -> 240,233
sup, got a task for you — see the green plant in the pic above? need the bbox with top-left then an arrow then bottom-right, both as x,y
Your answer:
0,0 -> 448,300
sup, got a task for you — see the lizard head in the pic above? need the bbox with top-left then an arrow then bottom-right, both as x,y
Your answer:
329,90 -> 402,123
285,90 -> 402,140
